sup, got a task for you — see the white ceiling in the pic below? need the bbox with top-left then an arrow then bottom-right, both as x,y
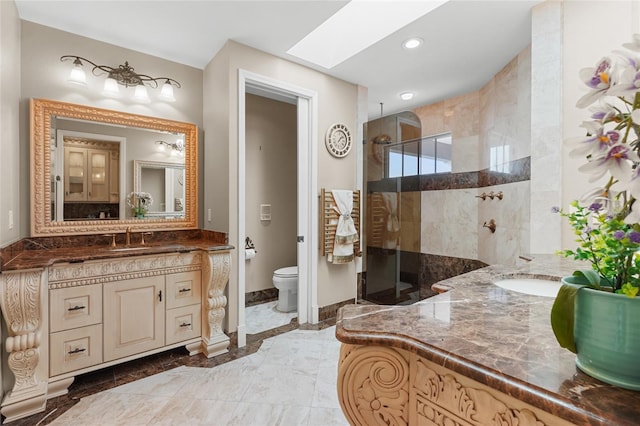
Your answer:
14,0 -> 542,119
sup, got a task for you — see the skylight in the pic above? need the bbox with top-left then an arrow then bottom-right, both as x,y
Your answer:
287,0 -> 449,69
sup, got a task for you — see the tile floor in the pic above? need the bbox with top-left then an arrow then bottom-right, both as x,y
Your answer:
245,301 -> 298,335
49,326 -> 348,425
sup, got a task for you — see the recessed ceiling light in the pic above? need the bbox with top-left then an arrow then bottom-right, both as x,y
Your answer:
287,1 -> 448,69
402,38 -> 423,50
400,92 -> 414,101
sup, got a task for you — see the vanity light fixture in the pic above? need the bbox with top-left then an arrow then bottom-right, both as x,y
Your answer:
156,139 -> 184,155
402,37 -> 423,49
400,91 -> 415,101
60,55 -> 181,102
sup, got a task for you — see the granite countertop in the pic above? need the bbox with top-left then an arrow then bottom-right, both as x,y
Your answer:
336,255 -> 640,426
1,236 -> 234,271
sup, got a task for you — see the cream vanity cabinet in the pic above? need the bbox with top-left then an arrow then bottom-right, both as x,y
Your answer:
0,249 -> 230,423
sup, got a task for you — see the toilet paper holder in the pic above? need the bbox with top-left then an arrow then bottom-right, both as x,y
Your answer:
245,236 -> 257,253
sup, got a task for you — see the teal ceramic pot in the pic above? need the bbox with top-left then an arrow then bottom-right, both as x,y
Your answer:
563,276 -> 640,390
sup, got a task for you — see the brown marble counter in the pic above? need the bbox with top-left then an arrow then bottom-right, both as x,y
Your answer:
336,255 -> 640,426
0,229 -> 233,271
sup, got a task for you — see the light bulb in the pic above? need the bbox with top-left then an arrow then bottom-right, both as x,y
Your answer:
102,77 -> 120,97
68,59 -> 87,86
400,91 -> 414,101
132,84 -> 150,103
402,37 -> 423,50
158,80 -> 176,102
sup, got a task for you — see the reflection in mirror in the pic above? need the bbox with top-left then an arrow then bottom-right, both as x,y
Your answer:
134,160 -> 185,218
31,98 -> 198,236
53,128 -> 124,221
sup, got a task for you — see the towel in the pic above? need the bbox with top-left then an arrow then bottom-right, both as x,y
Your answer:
329,190 -> 359,264
382,192 -> 400,249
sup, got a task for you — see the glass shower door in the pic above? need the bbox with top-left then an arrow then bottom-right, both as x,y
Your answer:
363,111 -> 422,305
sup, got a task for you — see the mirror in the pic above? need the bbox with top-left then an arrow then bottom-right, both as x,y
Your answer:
134,160 -> 185,218
31,98 -> 198,236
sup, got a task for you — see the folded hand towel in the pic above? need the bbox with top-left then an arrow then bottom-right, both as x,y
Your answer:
329,189 -> 359,264
382,192 -> 400,249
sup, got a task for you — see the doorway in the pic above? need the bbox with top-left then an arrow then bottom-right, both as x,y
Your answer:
237,69 -> 318,347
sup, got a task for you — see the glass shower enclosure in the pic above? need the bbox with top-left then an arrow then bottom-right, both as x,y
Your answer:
363,111 -> 422,305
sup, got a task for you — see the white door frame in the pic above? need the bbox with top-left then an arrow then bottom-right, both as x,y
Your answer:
236,69 -> 319,347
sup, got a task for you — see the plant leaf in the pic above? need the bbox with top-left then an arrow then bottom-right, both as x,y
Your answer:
572,269 -> 601,286
550,282 -> 585,353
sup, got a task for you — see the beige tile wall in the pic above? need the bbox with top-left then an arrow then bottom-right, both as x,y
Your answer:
414,47 -> 531,266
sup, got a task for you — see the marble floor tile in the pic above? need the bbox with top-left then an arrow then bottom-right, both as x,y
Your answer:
307,407 -> 350,426
227,402 -> 311,426
246,300 -> 298,334
44,326 -> 347,426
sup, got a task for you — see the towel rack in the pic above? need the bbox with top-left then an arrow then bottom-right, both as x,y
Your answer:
320,188 -> 361,257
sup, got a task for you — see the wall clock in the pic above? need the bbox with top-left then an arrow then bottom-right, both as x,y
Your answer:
325,123 -> 352,158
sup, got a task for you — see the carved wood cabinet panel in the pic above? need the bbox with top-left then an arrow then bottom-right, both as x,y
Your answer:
337,344 -> 575,426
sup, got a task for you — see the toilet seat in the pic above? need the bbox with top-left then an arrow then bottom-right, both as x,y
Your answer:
274,266 -> 297,278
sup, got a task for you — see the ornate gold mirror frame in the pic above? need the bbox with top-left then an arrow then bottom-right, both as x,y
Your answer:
30,98 -> 198,236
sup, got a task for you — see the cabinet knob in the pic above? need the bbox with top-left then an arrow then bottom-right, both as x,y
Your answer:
179,322 -> 192,328
178,288 -> 191,293
68,347 -> 86,354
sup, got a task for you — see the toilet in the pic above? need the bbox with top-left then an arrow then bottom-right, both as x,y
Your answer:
273,266 -> 298,312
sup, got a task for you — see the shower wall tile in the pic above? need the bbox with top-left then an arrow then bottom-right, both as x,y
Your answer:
530,0 -> 562,254
446,92 -> 480,139
400,192 -> 421,253
414,103 -> 446,135
421,189 -> 478,259
419,253 -> 487,298
452,135 -> 481,173
477,181 -> 531,265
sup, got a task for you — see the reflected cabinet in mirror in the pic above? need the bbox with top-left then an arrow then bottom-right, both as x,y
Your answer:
31,98 -> 198,236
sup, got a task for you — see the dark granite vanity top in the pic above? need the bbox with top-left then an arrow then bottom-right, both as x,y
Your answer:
336,255 -> 640,426
0,229 -> 233,271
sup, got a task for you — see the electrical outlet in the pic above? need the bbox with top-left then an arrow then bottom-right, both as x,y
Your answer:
207,208 -> 212,222
8,210 -> 13,230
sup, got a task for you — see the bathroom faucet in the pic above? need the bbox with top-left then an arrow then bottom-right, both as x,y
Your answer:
125,226 -> 131,246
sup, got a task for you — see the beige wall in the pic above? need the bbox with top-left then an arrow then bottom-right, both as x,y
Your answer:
19,22 -> 204,230
204,41 -> 358,331
0,1 -> 21,246
415,47 -> 531,265
245,94 -> 297,293
559,1 -> 640,248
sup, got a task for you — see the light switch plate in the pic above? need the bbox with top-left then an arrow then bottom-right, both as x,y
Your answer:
260,204 -> 271,221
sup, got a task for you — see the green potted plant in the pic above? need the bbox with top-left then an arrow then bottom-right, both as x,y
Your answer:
551,34 -> 640,390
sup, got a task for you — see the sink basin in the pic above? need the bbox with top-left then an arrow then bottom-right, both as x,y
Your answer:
109,246 -> 153,252
493,278 -> 561,297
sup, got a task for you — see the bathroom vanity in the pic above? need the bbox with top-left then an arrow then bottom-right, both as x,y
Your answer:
336,256 -> 640,426
0,238 -> 232,422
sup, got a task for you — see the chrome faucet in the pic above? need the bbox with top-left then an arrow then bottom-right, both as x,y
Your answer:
125,226 -> 131,246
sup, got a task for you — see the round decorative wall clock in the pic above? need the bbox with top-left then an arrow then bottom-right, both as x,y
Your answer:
325,123 -> 352,158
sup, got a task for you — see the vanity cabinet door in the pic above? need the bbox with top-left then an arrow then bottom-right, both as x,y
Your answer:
87,149 -> 109,202
166,304 -> 201,345
50,324 -> 102,377
103,276 -> 165,362
50,283 -> 102,333
166,270 -> 201,309
64,146 -> 87,201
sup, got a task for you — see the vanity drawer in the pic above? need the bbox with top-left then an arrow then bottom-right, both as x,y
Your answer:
50,284 -> 102,332
166,270 -> 201,309
50,324 -> 103,377
166,304 -> 201,345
